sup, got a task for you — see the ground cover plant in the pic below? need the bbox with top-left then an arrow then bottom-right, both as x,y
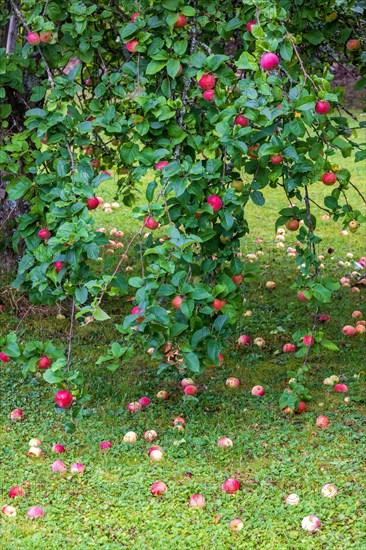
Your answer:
0,0 -> 365,547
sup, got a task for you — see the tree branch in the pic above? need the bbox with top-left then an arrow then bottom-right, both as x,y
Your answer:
67,297 -> 75,371
6,15 -> 18,54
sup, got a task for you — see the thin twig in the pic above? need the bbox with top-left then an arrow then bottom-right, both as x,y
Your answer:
303,306 -> 319,367
196,41 -> 212,54
304,185 -> 319,276
286,31 -> 318,92
67,298 -> 75,371
349,180 -> 366,204
309,197 -> 332,214
65,142 -> 76,173
15,307 -> 31,332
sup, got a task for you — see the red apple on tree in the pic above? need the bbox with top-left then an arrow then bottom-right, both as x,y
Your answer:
38,229 -> 51,239
213,298 -> 226,311
37,356 -> 52,369
40,32 -> 52,43
174,14 -> 187,28
234,115 -> 249,127
315,100 -> 331,115
131,12 -> 140,22
271,153 -> 283,164
203,89 -> 215,101
246,20 -> 257,33
87,197 -> 99,210
144,216 -> 159,230
286,219 -> 299,231
207,195 -> 222,211
27,32 -> 40,45
322,172 -> 337,185
54,261 -> 63,274
346,39 -> 360,51
231,275 -> 243,285
172,296 -> 183,309
198,74 -> 216,90
126,40 -> 138,53
260,52 -> 279,70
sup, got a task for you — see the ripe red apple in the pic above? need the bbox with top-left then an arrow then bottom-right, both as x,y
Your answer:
238,334 -> 251,346
298,290 -> 310,302
27,32 -> 41,45
346,39 -> 360,51
9,486 -> 25,498
315,100 -> 331,115
221,478 -> 240,494
189,494 -> 206,508
234,115 -> 249,127
0,352 -> 11,362
342,325 -> 356,337
226,377 -> 240,388
316,415 -> 329,428
173,416 -> 186,428
126,40 -> 138,53
52,460 -> 67,473
144,216 -> 159,230
52,444 -> 65,453
251,385 -> 265,396
139,396 -> 151,408
270,153 -> 283,164
213,298 -> 226,311
172,296 -> 183,309
322,172 -> 337,185
260,52 -> 279,70
231,275 -> 243,285
303,335 -> 314,347
54,261 -> 63,274
55,389 -> 73,408
334,383 -> 348,392
184,385 -> 197,395
218,437 -> 233,448
203,89 -> 215,101
10,409 -> 24,421
174,14 -> 187,28
286,219 -> 300,231
198,74 -> 216,90
131,12 -> 140,22
246,20 -> 257,33
37,356 -> 52,369
207,195 -> 222,211
296,401 -> 306,413
151,481 -> 167,495
87,197 -> 99,210
38,229 -> 51,239
319,314 -> 331,322
155,160 -> 169,170
40,32 -> 52,43
70,462 -> 85,474
283,343 -> 296,353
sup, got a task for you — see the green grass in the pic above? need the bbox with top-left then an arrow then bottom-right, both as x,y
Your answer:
0,120 -> 365,548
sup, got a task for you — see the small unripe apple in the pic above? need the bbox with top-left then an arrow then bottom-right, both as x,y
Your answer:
229,518 -> 244,531
28,446 -> 43,457
322,172 -> 337,185
218,437 -> 233,448
348,220 -> 359,233
316,415 -> 329,428
234,114 -> 249,127
126,40 -> 138,53
190,494 -> 206,508
221,478 -> 240,494
266,281 -> 276,289
174,14 -> 187,28
346,39 -> 360,51
260,52 -> 279,71
27,32 -> 41,45
285,494 -> 300,505
144,216 -> 159,230
302,515 -> 321,533
157,390 -> 169,399
37,356 -> 52,369
181,378 -> 194,388
123,431 -> 137,443
40,32 -> 53,43
172,296 -> 183,309
253,337 -> 265,347
315,100 -> 331,115
231,180 -> 243,192
38,229 -> 51,239
203,89 -> 214,101
251,385 -> 265,396
226,377 -> 240,388
144,430 -> 157,442
321,483 -> 338,498
198,74 -> 216,90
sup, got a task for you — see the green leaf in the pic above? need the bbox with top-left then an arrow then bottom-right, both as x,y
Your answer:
120,143 -> 139,164
182,351 -> 200,373
320,340 -> 339,352
146,60 -> 167,75
304,30 -> 324,45
280,42 -> 293,62
236,52 -> 257,71
166,59 -> 181,78
93,306 -> 110,321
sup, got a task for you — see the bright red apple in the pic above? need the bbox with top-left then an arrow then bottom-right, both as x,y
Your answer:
172,296 -> 183,309
322,172 -> 337,185
260,52 -> 279,70
231,275 -> 243,285
334,383 -> 348,392
346,39 -> 360,51
0,352 -> 11,362
246,20 -> 257,33
144,216 -> 159,230
10,409 -> 24,421
234,115 -> 249,127
296,401 -> 306,413
52,444 -> 65,453
283,343 -> 296,353
221,478 -> 240,494
297,290 -> 310,302
151,481 -> 167,495
198,74 -> 216,90
9,486 -> 25,498
315,100 -> 331,115
54,261 -> 63,274
238,334 -> 251,346
316,415 -> 329,428
342,325 -> 356,337
55,390 -> 73,408
251,385 -> 265,396
184,385 -> 197,395
174,14 -> 187,28
27,32 -> 40,45
37,356 -> 52,369
271,154 -> 283,164
87,197 -> 99,210
38,229 -> 51,239
203,89 -> 215,101
218,437 -> 233,448
303,335 -> 314,347
139,396 -> 151,408
131,12 -> 140,22
126,40 -> 138,53
155,160 -> 169,170
213,298 -> 226,311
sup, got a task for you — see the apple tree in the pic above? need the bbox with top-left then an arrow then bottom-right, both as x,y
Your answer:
1,0 -> 365,414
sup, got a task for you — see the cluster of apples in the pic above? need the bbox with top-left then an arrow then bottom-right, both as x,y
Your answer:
342,310 -> 365,337
285,482 -> 339,533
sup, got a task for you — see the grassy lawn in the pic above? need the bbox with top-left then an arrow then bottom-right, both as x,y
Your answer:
0,122 -> 365,548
